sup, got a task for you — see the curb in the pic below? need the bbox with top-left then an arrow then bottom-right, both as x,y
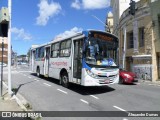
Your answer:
3,82 -> 41,120
138,79 -> 160,85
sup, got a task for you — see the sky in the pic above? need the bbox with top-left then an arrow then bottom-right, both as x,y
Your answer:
0,0 -> 112,55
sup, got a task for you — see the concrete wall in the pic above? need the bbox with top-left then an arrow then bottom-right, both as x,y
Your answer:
150,0 -> 160,80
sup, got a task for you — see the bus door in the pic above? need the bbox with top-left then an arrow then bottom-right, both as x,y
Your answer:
31,50 -> 35,72
73,39 -> 83,81
44,47 -> 50,77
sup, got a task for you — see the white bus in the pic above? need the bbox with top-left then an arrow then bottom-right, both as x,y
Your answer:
30,30 -> 119,87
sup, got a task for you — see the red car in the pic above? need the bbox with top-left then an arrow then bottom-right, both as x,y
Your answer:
119,69 -> 136,84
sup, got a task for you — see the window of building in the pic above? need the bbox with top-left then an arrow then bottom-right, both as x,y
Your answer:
139,27 -> 145,47
127,32 -> 134,49
51,42 -> 59,58
60,39 -> 71,57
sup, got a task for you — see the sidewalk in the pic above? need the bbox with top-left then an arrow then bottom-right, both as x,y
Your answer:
0,82 -> 31,120
137,79 -> 160,85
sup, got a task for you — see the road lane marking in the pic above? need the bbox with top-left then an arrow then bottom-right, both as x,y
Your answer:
18,71 -> 32,73
148,84 -> 154,86
23,74 -> 27,76
43,83 -> 51,87
113,106 -> 127,112
28,76 -> 32,79
80,99 -> 89,104
34,79 -> 39,82
57,89 -> 68,94
90,95 -> 99,100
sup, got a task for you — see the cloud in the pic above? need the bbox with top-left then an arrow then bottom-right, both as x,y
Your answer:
71,0 -> 110,10
54,27 -> 83,40
83,0 -> 110,9
71,0 -> 81,9
36,0 -> 62,26
11,27 -> 32,41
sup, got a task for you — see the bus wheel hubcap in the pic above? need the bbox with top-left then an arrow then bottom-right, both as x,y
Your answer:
63,76 -> 67,84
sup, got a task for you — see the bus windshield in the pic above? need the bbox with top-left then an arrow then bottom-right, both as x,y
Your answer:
85,33 -> 118,67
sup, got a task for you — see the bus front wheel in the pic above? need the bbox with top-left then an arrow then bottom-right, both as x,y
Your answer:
61,72 -> 69,88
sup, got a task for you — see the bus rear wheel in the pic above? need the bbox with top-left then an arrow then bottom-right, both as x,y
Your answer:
61,72 -> 69,88
36,67 -> 41,77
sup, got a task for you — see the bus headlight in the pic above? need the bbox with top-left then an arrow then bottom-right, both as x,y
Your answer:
85,69 -> 98,79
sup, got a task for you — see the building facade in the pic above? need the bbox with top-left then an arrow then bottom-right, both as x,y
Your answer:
116,0 -> 159,82
0,37 -> 8,63
106,12 -> 114,33
0,7 -> 9,64
110,0 -> 140,36
149,0 -> 160,80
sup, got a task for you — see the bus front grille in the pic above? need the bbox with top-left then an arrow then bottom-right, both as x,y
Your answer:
99,79 -> 113,84
98,74 -> 117,79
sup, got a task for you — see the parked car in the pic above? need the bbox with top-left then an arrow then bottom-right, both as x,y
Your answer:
17,62 -> 21,65
119,68 -> 136,84
21,62 -> 27,65
17,61 -> 27,65
0,62 -> 7,67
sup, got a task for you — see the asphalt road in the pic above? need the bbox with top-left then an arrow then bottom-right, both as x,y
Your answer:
3,65 -> 160,120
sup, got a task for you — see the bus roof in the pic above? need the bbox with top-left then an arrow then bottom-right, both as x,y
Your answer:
51,32 -> 83,43
30,29 -> 118,50
50,29 -> 118,43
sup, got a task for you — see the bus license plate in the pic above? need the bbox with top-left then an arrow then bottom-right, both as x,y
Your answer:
105,80 -> 110,83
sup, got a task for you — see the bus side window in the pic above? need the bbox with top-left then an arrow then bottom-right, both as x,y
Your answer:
60,39 -> 71,57
51,42 -> 59,58
35,49 -> 39,59
40,47 -> 44,58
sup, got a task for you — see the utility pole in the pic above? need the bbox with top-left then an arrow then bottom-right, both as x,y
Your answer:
8,0 -> 12,94
1,38 -> 4,97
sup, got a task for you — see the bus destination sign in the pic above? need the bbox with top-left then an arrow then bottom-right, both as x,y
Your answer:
93,33 -> 114,41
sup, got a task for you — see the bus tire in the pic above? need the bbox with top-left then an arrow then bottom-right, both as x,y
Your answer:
61,72 -> 69,88
36,67 -> 41,78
